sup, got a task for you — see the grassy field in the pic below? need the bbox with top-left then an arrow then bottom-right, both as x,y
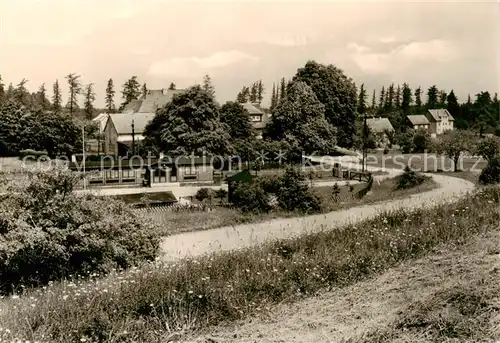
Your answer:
1,186 -> 498,343
146,176 -> 439,236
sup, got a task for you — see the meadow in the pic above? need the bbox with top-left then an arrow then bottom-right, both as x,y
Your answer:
1,186 -> 498,343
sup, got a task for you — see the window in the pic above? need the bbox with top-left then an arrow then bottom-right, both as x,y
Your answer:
251,115 -> 262,122
184,166 -> 198,176
122,169 -> 135,178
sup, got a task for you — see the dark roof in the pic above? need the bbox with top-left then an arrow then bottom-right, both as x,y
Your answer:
109,191 -> 178,205
158,156 -> 214,166
108,113 -> 155,135
407,115 -> 430,126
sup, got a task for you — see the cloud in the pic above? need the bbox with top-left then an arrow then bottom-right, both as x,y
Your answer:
350,39 -> 458,74
148,50 -> 259,78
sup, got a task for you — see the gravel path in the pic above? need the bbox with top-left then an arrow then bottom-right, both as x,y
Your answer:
160,171 -> 475,261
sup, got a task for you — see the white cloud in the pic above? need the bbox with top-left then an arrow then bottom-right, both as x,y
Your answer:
350,39 -> 458,74
148,50 -> 259,77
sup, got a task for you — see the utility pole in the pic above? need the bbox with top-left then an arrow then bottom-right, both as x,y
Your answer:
82,126 -> 86,190
362,112 -> 368,173
131,118 -> 135,156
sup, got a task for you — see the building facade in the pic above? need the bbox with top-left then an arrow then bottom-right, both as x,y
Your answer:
425,109 -> 454,137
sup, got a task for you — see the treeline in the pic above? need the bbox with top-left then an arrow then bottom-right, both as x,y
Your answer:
0,74 -> 174,120
357,83 -> 500,135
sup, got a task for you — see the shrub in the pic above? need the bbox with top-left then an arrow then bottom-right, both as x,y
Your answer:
195,188 -> 213,202
332,182 -> 341,202
412,129 -> 433,153
231,182 -> 271,213
276,167 -> 322,213
258,175 -> 281,193
383,146 -> 390,154
396,166 -> 430,190
479,156 -> 500,185
214,188 -> 228,202
0,167 -> 160,294
397,131 -> 415,154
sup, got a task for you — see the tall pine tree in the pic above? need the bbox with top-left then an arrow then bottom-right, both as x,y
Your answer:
236,86 -> 250,103
379,86 -> 385,109
426,85 -> 439,109
105,78 -> 115,113
257,80 -> 264,104
52,79 -> 62,113
65,73 -> 82,116
249,82 -> 258,103
357,83 -> 367,115
401,83 -> 413,113
270,83 -> 277,110
36,83 -> 50,110
371,89 -> 376,111
438,90 -> 447,108
385,84 -> 395,111
395,84 -> 401,109
168,82 -> 176,90
279,77 -> 287,102
202,74 -> 215,97
83,83 -> 96,119
142,83 -> 148,98
415,86 -> 422,110
120,76 -> 141,111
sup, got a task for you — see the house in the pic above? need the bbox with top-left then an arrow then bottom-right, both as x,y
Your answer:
103,113 -> 155,156
406,115 -> 431,131
122,89 -> 184,114
424,109 -> 454,137
366,117 -> 394,147
146,156 -> 214,184
242,102 -> 271,139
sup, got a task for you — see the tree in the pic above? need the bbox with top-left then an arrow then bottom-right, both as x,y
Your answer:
395,84 -> 401,109
52,80 -> 62,113
65,73 -> 82,116
426,85 -> 439,109
35,83 -> 51,110
264,81 -> 336,160
14,79 -> 30,106
293,61 -> 357,148
270,83 -> 278,110
438,90 -> 447,108
236,86 -> 250,103
83,83 -> 96,119
476,136 -> 500,162
143,85 -> 233,157
120,76 -> 141,111
142,83 -> 148,98
202,74 -> 215,97
357,83 -> 367,114
435,130 -> 473,172
5,83 -> 14,102
385,83 -> 395,111
249,82 -> 258,103
379,86 -> 386,109
105,78 -> 115,113
257,80 -> 264,104
168,82 -> 176,90
220,101 -> 254,140
401,83 -> 413,113
0,75 -> 5,104
473,91 -> 496,136
415,86 -> 422,110
446,90 -> 459,119
279,77 -> 287,102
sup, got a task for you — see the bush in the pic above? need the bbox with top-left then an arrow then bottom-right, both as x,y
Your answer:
383,147 -> 390,154
231,182 -> 271,213
397,131 -> 415,154
412,129 -> 433,153
276,167 -> 322,214
396,166 -> 430,190
214,188 -> 228,202
479,156 -> 500,185
195,188 -> 214,202
0,167 -> 159,294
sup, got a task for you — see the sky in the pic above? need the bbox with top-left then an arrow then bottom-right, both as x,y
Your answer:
1,0 -> 499,108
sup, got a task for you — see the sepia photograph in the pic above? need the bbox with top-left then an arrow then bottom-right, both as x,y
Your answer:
0,0 -> 499,342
